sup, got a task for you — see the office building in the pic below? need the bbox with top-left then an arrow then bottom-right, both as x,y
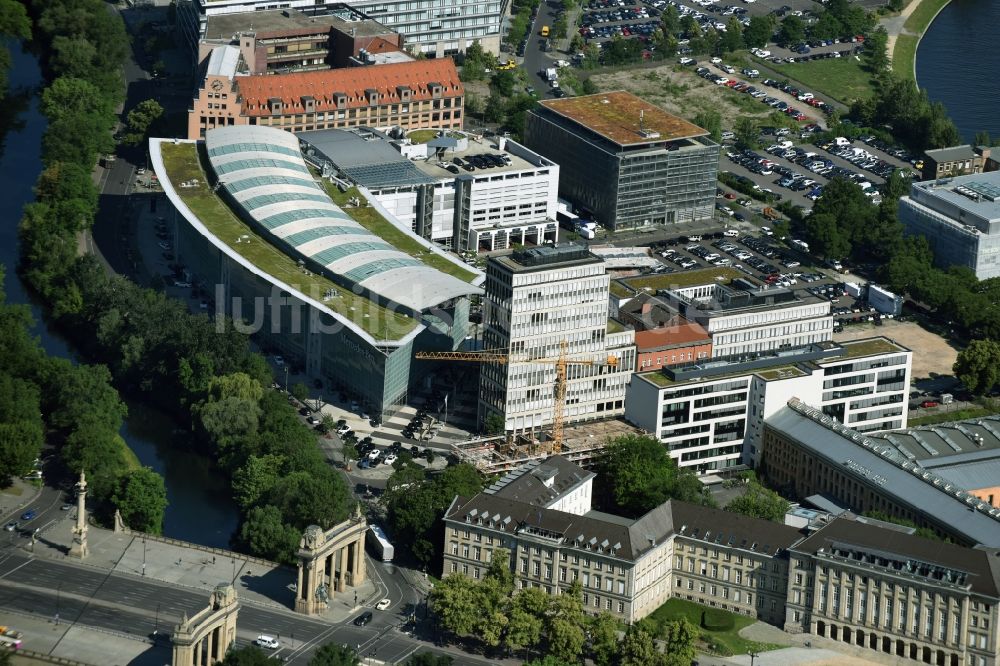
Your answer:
523,91 -> 719,231
761,399 -> 1000,547
898,172 -> 1000,279
297,128 -> 559,253
478,246 -> 636,433
150,125 -> 483,417
188,57 -> 463,139
192,5 -> 406,72
179,0 -> 507,58
784,517 -> 1000,666
625,337 -> 912,473
921,145 -> 992,181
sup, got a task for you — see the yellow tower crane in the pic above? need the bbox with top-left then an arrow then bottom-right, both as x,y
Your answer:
415,341 -> 619,454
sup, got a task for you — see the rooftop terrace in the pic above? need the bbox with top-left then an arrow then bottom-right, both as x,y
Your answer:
619,266 -> 747,292
828,337 -> 908,360
158,141 -> 417,340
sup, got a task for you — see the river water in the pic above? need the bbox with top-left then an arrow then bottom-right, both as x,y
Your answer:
916,0 -> 1000,143
0,43 -> 239,547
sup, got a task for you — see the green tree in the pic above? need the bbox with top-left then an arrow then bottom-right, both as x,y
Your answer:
863,26 -> 889,74
743,15 -> 773,49
776,15 -> 805,47
660,4 -> 680,36
309,642 -> 358,666
954,339 -> 1000,395
113,467 -> 168,534
660,617 -> 698,666
546,580 -> 586,663
619,624 -> 662,666
601,434 -> 710,516
589,611 -> 620,666
804,212 -> 851,261
581,78 -> 598,95
720,17 -> 742,53
290,382 -> 310,402
506,587 -> 547,655
733,117 -> 758,150
430,573 -> 480,636
485,95 -> 506,123
524,658 -> 576,666
239,505 -> 301,563
0,374 -> 44,485
491,70 -> 517,97
725,477 -> 789,522
484,412 -> 505,434
232,454 -> 284,509
221,646 -> 272,666
693,110 -> 722,143
267,469 -> 350,529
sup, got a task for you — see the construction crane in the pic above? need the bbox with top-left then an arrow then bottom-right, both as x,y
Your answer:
415,341 -> 619,454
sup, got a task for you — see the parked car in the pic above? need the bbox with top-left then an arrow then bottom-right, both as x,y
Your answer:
254,636 -> 280,649
376,598 -> 392,610
920,400 -> 940,408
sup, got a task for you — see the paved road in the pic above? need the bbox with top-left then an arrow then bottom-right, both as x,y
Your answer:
523,0 -> 564,98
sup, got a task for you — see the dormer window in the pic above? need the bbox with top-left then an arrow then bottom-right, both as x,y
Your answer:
268,97 -> 282,114
397,85 -> 411,102
429,82 -> 442,98
302,95 -> 315,112
365,88 -> 379,105
333,92 -> 347,109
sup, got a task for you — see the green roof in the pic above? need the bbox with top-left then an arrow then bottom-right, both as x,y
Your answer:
755,365 -> 807,381
159,142 -> 417,339
609,281 -> 634,299
622,266 -> 748,292
318,180 -> 479,284
640,371 -> 675,387
831,337 -> 908,360
607,318 -> 626,334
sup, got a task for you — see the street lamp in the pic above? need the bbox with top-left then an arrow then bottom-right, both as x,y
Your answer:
748,650 -> 759,666
142,537 -> 147,576
55,584 -> 61,626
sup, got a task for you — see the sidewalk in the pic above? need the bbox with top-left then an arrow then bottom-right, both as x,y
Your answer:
25,518 -> 379,623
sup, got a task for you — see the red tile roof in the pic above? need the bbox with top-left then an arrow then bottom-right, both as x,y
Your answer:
236,59 -> 462,117
634,319 -> 710,352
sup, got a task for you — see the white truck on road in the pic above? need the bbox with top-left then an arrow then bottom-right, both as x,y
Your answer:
545,67 -> 558,82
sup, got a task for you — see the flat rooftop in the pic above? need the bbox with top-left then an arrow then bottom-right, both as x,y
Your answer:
411,140 -> 539,179
300,128 -> 438,190
492,245 -> 601,273
203,6 -> 386,35
910,170 -> 1000,224
618,266 -> 748,292
538,91 -> 709,148
157,141 -> 417,340
825,337 -> 908,360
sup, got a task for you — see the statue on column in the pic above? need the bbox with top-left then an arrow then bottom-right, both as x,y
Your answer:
69,471 -> 89,559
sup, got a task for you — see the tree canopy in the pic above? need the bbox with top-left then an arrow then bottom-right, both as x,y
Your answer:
599,434 -> 713,517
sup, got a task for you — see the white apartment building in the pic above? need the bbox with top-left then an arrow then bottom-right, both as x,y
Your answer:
479,245 -> 636,433
300,129 -> 559,254
624,337 -> 912,473
179,0 -> 508,58
658,281 -> 833,358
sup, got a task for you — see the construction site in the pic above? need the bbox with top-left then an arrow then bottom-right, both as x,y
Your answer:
447,419 -> 644,475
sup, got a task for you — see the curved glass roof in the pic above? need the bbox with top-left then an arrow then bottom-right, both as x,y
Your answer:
204,126 -> 477,312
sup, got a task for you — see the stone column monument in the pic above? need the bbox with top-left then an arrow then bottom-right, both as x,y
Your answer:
69,471 -> 89,559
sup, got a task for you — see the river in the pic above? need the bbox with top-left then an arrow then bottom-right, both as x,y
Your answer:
0,43 -> 239,548
916,0 -> 1000,143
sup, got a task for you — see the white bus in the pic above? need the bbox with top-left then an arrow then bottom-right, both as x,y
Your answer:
366,524 -> 394,562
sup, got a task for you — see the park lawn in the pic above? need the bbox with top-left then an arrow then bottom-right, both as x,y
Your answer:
767,56 -> 875,105
645,598 -> 787,656
893,34 -> 919,80
904,0 -> 952,34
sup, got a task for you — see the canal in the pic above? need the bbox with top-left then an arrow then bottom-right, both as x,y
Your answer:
0,43 -> 239,548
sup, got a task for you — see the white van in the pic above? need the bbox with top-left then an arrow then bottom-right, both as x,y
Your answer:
724,229 -> 739,237
834,137 -> 851,147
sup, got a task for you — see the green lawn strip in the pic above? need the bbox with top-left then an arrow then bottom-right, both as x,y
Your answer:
320,182 -> 478,283
767,57 -> 875,106
903,0 -> 952,34
645,598 -> 786,656
159,143 -> 416,340
407,129 -> 438,143
908,405 -> 1000,427
893,34 -> 919,80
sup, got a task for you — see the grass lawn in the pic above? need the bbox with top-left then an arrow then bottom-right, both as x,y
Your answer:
767,56 -> 875,105
159,143 -> 417,340
903,0 -> 952,34
645,598 -> 786,656
893,34 -> 919,80
407,129 -> 438,143
320,183 -> 478,284
908,403 -> 1000,426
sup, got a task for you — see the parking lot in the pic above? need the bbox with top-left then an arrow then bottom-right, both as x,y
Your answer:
719,128 -> 917,212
